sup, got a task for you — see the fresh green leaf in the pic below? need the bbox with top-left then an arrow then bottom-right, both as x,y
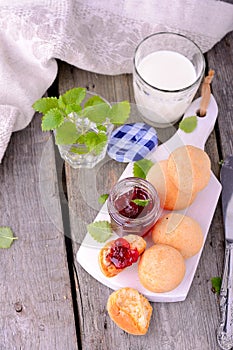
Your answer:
87,221 -> 112,242
179,116 -> 197,133
61,87 -> 86,105
58,96 -> 66,110
0,227 -> 18,249
82,103 -> 110,123
109,101 -> 130,125
98,194 -> 109,204
76,134 -> 86,144
41,108 -> 64,131
219,159 -> 224,166
133,159 -> 154,179
84,95 -> 106,108
97,125 -> 107,132
131,199 -> 150,207
85,131 -> 107,155
211,277 -> 222,295
70,145 -> 88,154
65,104 -> 82,115
32,97 -> 58,114
55,121 -> 79,145
70,135 -> 89,154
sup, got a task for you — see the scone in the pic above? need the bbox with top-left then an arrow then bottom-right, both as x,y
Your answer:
107,287 -> 152,335
99,235 -> 146,277
167,145 -> 211,194
138,244 -> 185,293
146,159 -> 196,210
152,213 -> 204,259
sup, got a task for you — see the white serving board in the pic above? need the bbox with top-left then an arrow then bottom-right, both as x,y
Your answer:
77,95 -> 222,302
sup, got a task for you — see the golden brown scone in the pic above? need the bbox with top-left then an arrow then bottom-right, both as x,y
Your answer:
138,244 -> 185,293
107,287 -> 152,335
152,213 -> 204,259
146,160 -> 196,210
99,235 -> 146,278
167,145 -> 211,194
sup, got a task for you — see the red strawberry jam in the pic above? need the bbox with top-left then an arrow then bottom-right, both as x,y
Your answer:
106,238 -> 139,269
107,177 -> 160,237
115,186 -> 153,219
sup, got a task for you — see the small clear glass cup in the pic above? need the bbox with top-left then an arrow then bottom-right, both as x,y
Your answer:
133,32 -> 205,128
107,177 -> 161,237
57,92 -> 113,169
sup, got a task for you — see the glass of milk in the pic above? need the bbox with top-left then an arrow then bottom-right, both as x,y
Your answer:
133,32 -> 205,128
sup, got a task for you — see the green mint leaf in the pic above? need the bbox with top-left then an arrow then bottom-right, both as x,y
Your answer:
65,104 -> 82,115
70,146 -> 88,154
55,121 -> 79,145
0,227 -> 18,249
85,131 -> 107,155
76,134 -> 86,144
32,97 -> 58,114
211,277 -> 222,295
98,194 -> 109,204
133,159 -> 154,179
41,108 -> 64,131
58,96 -> 66,110
82,103 -> 110,123
61,87 -> 86,105
131,199 -> 150,207
179,116 -> 197,133
219,159 -> 224,166
109,101 -> 130,124
87,221 -> 112,243
84,95 -> 106,108
97,125 -> 107,132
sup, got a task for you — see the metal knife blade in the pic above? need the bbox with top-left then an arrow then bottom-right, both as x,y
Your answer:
221,156 -> 233,241
217,155 -> 233,350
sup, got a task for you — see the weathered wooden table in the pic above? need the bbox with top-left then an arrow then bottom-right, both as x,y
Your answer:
0,31 -> 232,350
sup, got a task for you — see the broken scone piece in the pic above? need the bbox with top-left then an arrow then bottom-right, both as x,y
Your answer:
107,287 -> 152,335
99,235 -> 146,277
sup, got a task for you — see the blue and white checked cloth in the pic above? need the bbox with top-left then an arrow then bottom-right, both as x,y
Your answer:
107,123 -> 158,162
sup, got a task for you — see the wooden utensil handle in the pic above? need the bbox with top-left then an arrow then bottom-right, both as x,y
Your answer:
199,70 -> 215,117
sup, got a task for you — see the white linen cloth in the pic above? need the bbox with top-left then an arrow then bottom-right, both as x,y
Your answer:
0,0 -> 233,162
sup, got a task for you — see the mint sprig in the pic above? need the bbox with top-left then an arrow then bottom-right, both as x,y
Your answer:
87,221 -> 112,243
33,97 -> 59,114
179,116 -> 197,133
61,87 -> 86,105
0,227 -> 18,249
82,103 -> 110,124
109,101 -> 131,125
211,276 -> 222,295
42,108 -> 64,131
55,122 -> 79,145
98,194 -> 109,204
133,159 -> 154,179
131,199 -> 150,207
32,88 -> 131,156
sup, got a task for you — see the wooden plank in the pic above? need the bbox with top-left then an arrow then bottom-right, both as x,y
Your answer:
0,115 -> 78,349
59,57 -> 226,349
207,31 -> 233,158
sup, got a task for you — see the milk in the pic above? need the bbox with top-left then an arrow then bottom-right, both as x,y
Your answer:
133,50 -> 198,127
137,51 -> 196,90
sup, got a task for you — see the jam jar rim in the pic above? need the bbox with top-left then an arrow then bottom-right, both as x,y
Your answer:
107,176 -> 161,225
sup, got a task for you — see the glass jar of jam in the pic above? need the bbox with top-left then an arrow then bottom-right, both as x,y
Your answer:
107,177 -> 161,237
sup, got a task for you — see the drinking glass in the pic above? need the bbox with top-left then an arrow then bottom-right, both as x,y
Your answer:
133,32 -> 205,128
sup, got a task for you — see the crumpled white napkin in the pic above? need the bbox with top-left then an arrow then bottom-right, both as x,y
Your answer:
0,0 -> 233,162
